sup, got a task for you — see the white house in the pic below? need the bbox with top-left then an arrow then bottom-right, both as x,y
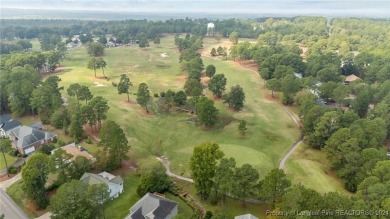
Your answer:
125,193 -> 178,219
80,172 -> 123,199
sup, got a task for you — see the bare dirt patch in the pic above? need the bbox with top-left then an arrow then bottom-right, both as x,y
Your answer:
119,99 -> 137,106
111,159 -> 138,177
200,76 -> 210,84
233,60 -> 259,73
176,75 -> 187,82
264,94 -> 278,102
0,174 -> 16,182
26,199 -> 48,217
83,124 -> 100,142
141,109 -> 154,118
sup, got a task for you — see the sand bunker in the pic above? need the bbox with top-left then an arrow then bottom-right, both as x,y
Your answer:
160,52 -> 169,57
94,82 -> 106,87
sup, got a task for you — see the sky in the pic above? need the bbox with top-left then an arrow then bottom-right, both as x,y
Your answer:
1,0 -> 390,17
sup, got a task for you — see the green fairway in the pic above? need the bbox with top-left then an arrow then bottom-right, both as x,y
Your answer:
285,143 -> 351,195
57,36 -> 299,178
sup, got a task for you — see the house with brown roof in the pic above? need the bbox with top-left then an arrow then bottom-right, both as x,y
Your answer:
52,143 -> 95,162
344,74 -> 361,85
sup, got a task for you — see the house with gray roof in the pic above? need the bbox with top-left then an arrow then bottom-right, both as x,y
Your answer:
80,172 -> 123,199
0,114 -> 21,138
125,193 -> 178,219
8,125 -> 55,155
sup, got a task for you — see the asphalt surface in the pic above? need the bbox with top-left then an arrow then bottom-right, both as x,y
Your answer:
0,189 -> 29,219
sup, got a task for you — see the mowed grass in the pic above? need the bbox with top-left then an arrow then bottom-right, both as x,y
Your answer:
285,143 -> 351,195
104,172 -> 194,219
0,153 -> 17,170
7,180 -> 39,218
57,36 -> 299,178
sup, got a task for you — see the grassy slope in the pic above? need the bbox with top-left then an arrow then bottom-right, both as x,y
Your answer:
285,143 -> 351,195
58,36 -> 299,178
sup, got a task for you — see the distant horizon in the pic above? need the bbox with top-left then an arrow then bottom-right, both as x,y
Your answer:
1,7 -> 389,21
1,0 -> 389,20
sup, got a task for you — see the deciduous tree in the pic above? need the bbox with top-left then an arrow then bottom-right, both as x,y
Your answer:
190,142 -> 224,200
205,64 -> 216,78
208,74 -> 227,98
229,31 -> 239,44
224,85 -> 245,110
211,157 -> 236,204
87,42 -> 105,57
50,180 -> 109,219
22,153 -> 52,209
197,97 -> 218,127
137,162 -> 172,196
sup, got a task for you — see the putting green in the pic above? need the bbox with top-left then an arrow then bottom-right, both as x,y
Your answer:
175,143 -> 274,175
219,144 -> 274,172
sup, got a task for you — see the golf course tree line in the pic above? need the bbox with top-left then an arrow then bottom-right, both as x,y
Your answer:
1,18 -> 264,51
189,143 -> 291,211
0,31 -> 70,115
190,142 -> 390,218
175,34 -> 246,127
19,119 -> 129,213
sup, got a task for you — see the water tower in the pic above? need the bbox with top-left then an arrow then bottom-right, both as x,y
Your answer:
207,23 -> 215,36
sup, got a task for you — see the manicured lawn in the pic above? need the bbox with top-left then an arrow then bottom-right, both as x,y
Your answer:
57,36 -> 299,178
7,180 -> 39,218
104,173 -> 141,219
0,153 -> 17,171
285,143 -> 352,195
165,193 -> 195,218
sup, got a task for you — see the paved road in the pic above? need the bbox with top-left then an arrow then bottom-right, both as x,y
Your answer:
0,173 -> 30,219
0,189 -> 29,219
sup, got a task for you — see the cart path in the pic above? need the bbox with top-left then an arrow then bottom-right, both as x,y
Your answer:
231,60 -> 303,170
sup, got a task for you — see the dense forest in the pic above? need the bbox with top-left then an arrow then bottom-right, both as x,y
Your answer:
1,16 -> 389,218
